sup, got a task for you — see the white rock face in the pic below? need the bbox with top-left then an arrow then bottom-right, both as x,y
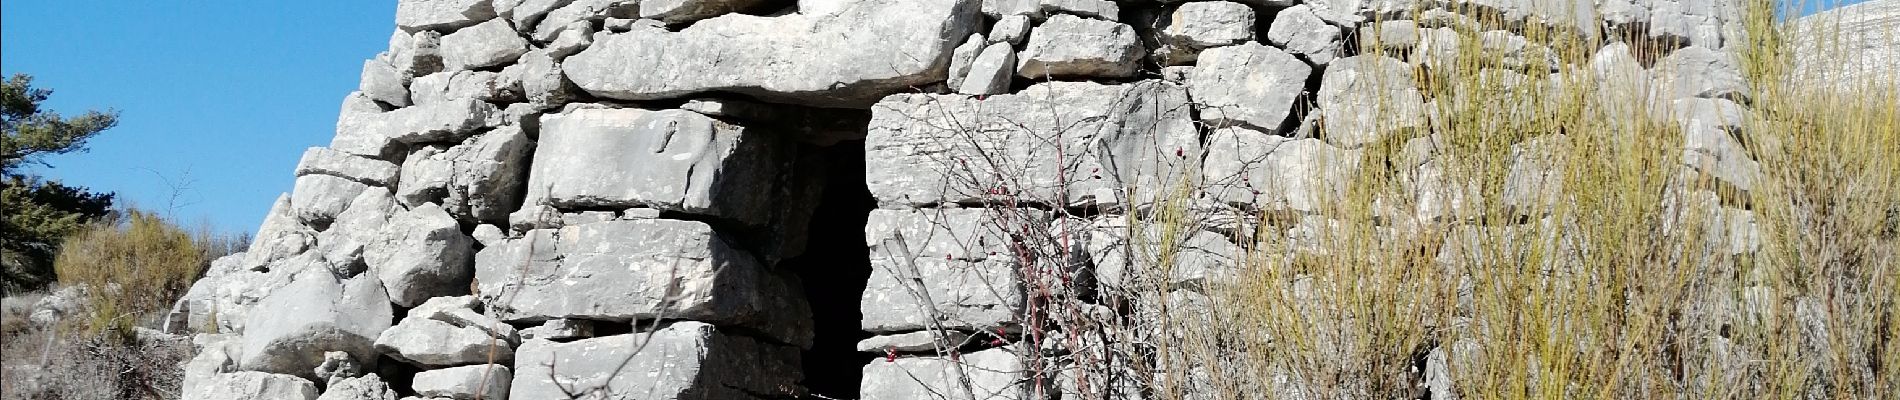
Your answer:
1203,132 -> 1362,213
1187,42 -> 1312,131
1791,0 -> 1900,91
1651,46 -> 1749,101
522,108 -> 791,227
1267,5 -> 1343,66
947,33 -> 987,91
396,0 -> 499,33
292,174 -> 372,224
1316,55 -> 1427,148
860,347 -> 1026,400
191,371 -> 319,400
364,204 -> 474,307
408,70 -> 522,106
412,364 -> 512,400
1016,14 -> 1143,79
315,374 -> 400,400
640,0 -> 769,23
316,188 -> 399,274
474,219 -> 814,347
1674,98 -> 1758,192
860,208 -> 1067,333
393,126 -> 532,223
510,322 -> 801,400
375,317 -> 512,367
564,0 -> 981,106
866,80 -> 1198,208
296,147 -> 399,187
238,267 -> 393,381
441,18 -> 531,71
989,14 -> 1031,46
359,58 -> 411,107
244,195 -> 315,270
958,42 -> 1017,95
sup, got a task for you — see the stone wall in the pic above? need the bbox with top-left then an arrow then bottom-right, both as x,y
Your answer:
171,0 -> 1773,399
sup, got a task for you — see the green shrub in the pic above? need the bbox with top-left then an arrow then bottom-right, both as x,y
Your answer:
52,210 -> 204,341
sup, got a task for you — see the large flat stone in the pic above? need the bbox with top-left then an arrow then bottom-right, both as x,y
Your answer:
860,208 -> 1080,333
1016,14 -> 1143,79
237,267 -> 393,381
563,0 -> 981,107
474,219 -> 813,347
1203,131 -> 1362,213
510,321 -> 802,400
520,108 -> 791,227
860,346 -> 1026,400
1187,42 -> 1312,131
865,80 -> 1198,209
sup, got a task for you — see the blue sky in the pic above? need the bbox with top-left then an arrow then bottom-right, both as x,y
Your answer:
0,0 -> 1875,235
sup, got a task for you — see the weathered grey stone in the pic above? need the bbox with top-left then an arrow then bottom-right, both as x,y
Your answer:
471,224 -> 504,246
1186,42 -> 1311,131
395,126 -> 533,223
860,346 -> 1025,400
502,0 -> 570,29
1016,14 -> 1142,79
315,374 -> 400,400
296,147 -> 399,187
374,316 -> 513,367
411,295 -> 520,344
518,318 -> 593,340
1674,98 -> 1758,192
440,18 -> 531,71
244,195 -> 315,270
292,174 -> 372,224
640,0 -> 769,23
191,372 -> 318,400
543,21 -> 593,60
1164,1 -> 1255,49
947,33 -> 987,92
866,80 -> 1197,209
529,0 -> 639,43
383,30 -> 444,81
397,0 -> 499,33
1316,55 -> 1427,149
510,322 -> 802,400
1412,26 -> 1462,69
1501,134 -> 1569,215
1203,131 -> 1362,213
384,98 -> 500,144
1477,30 -> 1559,72
330,92 -> 401,160
474,219 -> 814,347
412,365 -> 511,400
514,49 -> 575,108
312,351 -> 363,387
989,14 -> 1031,46
1267,5 -> 1343,66
860,208 -> 1044,333
1040,0 -> 1117,19
408,70 -> 523,106
181,334 -> 240,398
238,267 -> 392,381
1088,215 -> 1244,294
957,42 -> 1016,95
1359,20 -> 1420,52
360,58 -> 412,107
855,330 -> 972,353
1791,0 -> 1900,91
1651,46 -> 1749,101
564,0 -> 980,106
365,203 -> 476,307
1305,0 -> 1413,26
521,108 -> 790,227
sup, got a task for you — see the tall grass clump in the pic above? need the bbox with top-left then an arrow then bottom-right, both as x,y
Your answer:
1119,0 -> 1899,399
52,209 -> 206,341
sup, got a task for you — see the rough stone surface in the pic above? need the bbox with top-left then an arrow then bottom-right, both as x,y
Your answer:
412,364 -> 512,400
989,14 -> 1031,46
957,42 -> 1017,95
409,70 -> 523,106
244,195 -> 316,271
396,0 -> 498,33
856,330 -> 973,353
947,33 -> 986,92
474,219 -> 814,347
375,317 -> 512,367
296,147 -> 400,187
394,126 -> 533,223
1267,5 -> 1343,66
1651,45 -> 1750,101
1017,14 -> 1142,79
1316,55 -> 1428,149
1204,131 -> 1362,213
522,108 -> 793,227
519,318 -> 594,340
1187,42 -> 1312,131
439,19 -> 529,71
640,0 -> 770,23
365,203 -> 476,307
563,0 -> 981,106
859,208 -> 1072,333
860,346 -> 1026,400
867,80 -> 1197,209
316,374 -> 400,400
292,174 -> 372,224
510,322 -> 802,400
360,58 -> 411,107
237,267 -> 393,381
191,371 -> 319,400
